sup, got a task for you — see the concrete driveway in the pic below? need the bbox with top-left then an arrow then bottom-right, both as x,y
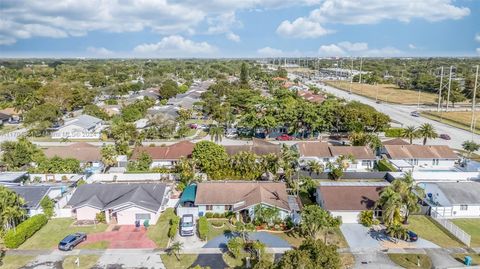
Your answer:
354,253 -> 402,269
203,232 -> 290,249
173,232 -> 205,249
425,249 -> 464,269
94,249 -> 165,269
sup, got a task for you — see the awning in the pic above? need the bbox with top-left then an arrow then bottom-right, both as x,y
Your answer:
180,183 -> 197,204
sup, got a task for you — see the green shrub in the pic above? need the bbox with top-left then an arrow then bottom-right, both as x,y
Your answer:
168,215 -> 180,238
385,128 -> 404,137
40,196 -> 55,218
359,210 -> 374,227
227,237 -> 243,258
205,212 -> 214,218
4,214 -> 48,248
95,212 -> 106,223
377,159 -> 397,172
198,216 -> 209,240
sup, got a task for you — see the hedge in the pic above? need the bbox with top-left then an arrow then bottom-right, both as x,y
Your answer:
198,216 -> 208,240
377,159 -> 397,172
168,215 -> 180,238
384,128 -> 404,137
4,214 -> 48,248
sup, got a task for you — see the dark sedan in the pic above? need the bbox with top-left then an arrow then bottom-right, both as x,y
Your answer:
58,233 -> 87,251
407,230 -> 418,242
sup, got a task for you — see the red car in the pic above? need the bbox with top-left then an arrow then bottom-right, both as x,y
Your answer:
276,134 -> 294,141
439,134 -> 451,140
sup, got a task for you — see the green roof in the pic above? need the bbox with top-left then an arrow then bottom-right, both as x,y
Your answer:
180,183 -> 197,203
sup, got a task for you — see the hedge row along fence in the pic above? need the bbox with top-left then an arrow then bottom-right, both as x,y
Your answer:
168,215 -> 180,239
4,214 -> 48,248
198,216 -> 208,240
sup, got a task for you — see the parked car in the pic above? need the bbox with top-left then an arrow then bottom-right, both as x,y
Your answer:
180,214 -> 195,236
189,123 -> 198,129
276,134 -> 294,141
58,233 -> 87,251
439,134 -> 451,140
410,111 -> 420,117
407,230 -> 418,242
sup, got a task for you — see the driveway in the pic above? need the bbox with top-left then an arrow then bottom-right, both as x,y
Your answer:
94,250 -> 165,269
80,225 -> 156,249
203,232 -> 290,249
341,224 -> 439,251
353,253 -> 402,269
173,232 -> 205,249
425,249 -> 464,269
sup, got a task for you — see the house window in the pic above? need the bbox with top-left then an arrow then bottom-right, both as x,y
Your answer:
432,159 -> 439,165
135,213 -> 151,220
206,205 -> 213,210
225,205 -> 232,211
362,160 -> 371,167
323,158 -> 329,162
460,205 -> 468,211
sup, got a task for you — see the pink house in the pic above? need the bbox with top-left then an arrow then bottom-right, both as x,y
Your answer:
67,183 -> 170,225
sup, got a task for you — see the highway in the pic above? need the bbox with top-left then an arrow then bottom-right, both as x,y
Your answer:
313,81 -> 479,150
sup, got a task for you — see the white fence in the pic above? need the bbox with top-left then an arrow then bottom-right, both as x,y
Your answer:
431,209 -> 471,246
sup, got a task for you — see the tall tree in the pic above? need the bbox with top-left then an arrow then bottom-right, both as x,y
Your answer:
101,145 -> 118,172
0,186 -> 26,232
300,205 -> 341,242
417,123 -> 438,145
208,124 -> 224,143
240,62 -> 249,85
402,126 -> 418,144
462,140 -> 480,158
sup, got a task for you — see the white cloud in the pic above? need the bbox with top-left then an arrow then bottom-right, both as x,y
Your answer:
318,44 -> 346,56
363,46 -> 402,56
408,44 -> 416,49
338,41 -> 368,51
257,46 -> 284,56
133,35 -> 216,56
87,46 -> 113,56
278,0 -> 469,38
226,32 -> 240,42
276,17 -> 331,38
477,48 -> 480,55
475,33 -> 480,43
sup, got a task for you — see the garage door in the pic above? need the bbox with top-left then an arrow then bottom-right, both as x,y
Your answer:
331,211 -> 359,223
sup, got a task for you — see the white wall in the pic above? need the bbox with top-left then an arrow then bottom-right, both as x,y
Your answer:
331,211 -> 360,223
87,173 -> 175,183
390,171 -> 480,182
151,161 -> 175,168
432,205 -> 480,218
76,206 -> 100,220
391,158 -> 456,170
115,206 -> 160,225
30,174 -> 84,183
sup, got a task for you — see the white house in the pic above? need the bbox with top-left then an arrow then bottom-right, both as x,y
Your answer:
8,185 -> 65,216
316,181 -> 389,223
51,115 -> 104,140
420,181 -> 480,218
130,141 -> 195,168
67,183 -> 170,225
384,145 -> 459,171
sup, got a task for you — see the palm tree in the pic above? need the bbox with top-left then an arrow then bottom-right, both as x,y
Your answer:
167,241 -> 183,261
417,123 -> 438,145
462,140 -> 480,158
259,153 -> 280,180
386,224 -> 409,242
401,172 -> 425,224
101,145 -> 118,173
402,125 -> 418,144
208,124 -> 224,143
376,186 -> 403,226
307,160 -> 323,176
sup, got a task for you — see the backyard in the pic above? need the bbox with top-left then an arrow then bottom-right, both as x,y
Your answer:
451,219 -> 480,247
421,111 -> 479,134
406,216 -> 464,248
147,208 -> 176,248
19,218 -> 108,249
325,81 -> 438,104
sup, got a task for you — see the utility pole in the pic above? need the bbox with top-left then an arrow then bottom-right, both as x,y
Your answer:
359,57 -> 363,84
437,66 -> 444,112
446,65 -> 453,112
471,65 -> 479,137
417,88 -> 421,109
349,57 -> 353,94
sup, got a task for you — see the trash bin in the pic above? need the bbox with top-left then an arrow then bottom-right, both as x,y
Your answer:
143,219 -> 150,229
135,220 -> 140,228
464,256 -> 472,266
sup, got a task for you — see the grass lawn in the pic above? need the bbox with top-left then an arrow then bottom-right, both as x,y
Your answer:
0,255 -> 35,269
340,253 -> 355,269
223,252 -> 247,268
160,254 -> 198,269
78,240 -> 110,249
452,253 -> 480,266
147,208 -> 175,248
388,254 -> 432,269
406,216 -> 463,248
207,219 -> 234,241
62,255 -> 100,269
325,81 -> 438,105
421,111 -> 479,134
451,219 -> 480,247
19,218 -> 107,250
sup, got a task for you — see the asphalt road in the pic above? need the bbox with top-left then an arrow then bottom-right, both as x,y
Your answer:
315,82 -> 479,150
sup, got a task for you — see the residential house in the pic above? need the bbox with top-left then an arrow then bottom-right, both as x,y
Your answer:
0,112 -> 12,125
421,181 -> 480,218
0,108 -> 21,122
316,182 -> 389,223
43,142 -> 103,173
0,172 -> 28,186
384,145 -> 459,171
51,115 -> 104,140
297,90 -> 326,104
8,185 -> 64,216
224,138 -> 281,157
67,183 -> 170,225
130,141 -> 195,168
177,181 -> 301,222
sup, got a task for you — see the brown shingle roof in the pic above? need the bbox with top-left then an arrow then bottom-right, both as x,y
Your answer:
131,141 -> 194,161
43,142 -> 101,162
382,138 -> 409,146
195,182 -> 290,211
317,185 -> 385,211
296,142 -> 331,157
330,146 -> 376,160
385,145 -> 458,159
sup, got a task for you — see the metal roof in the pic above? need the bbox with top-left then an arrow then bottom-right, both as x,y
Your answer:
180,183 -> 197,203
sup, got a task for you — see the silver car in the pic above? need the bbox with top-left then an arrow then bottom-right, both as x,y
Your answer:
58,232 -> 87,251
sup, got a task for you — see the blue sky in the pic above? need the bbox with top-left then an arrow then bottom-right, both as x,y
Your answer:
1,0 -> 479,58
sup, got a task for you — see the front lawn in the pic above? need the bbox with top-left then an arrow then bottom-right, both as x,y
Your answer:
451,219 -> 480,247
405,216 -> 463,248
0,255 -> 35,269
160,254 -> 198,269
452,253 -> 480,266
207,219 -> 233,241
19,218 -> 107,249
147,208 -> 175,248
62,255 -> 100,269
388,254 -> 432,269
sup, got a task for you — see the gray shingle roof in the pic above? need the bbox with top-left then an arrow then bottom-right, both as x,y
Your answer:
65,115 -> 102,129
434,182 -> 480,205
67,183 -> 168,212
8,186 -> 51,209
